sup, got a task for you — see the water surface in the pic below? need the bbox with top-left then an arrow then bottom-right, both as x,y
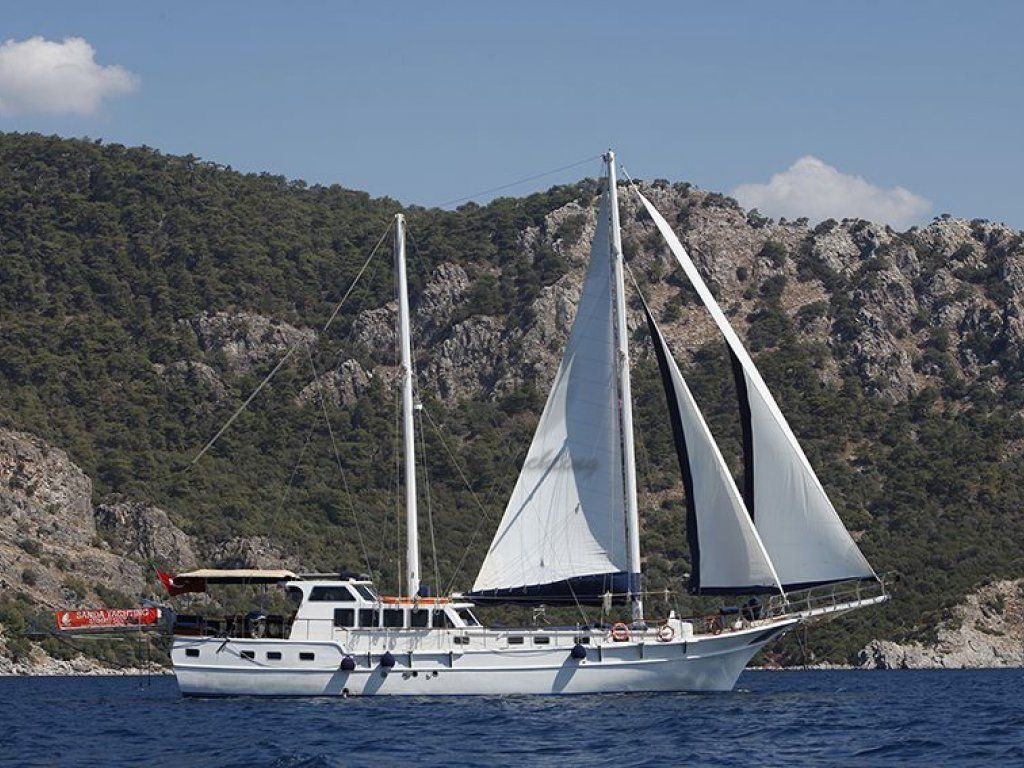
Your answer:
1,670 -> 1021,767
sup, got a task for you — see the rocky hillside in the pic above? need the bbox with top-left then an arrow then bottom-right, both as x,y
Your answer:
859,580 -> 1024,668
2,132 -> 1024,665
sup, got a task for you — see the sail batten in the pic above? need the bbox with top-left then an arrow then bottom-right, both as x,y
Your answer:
636,191 -> 877,589
470,191 -> 630,602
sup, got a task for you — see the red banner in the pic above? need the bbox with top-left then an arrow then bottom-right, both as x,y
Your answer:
55,607 -> 161,631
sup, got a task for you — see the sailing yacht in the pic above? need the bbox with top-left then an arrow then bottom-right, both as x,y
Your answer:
167,152 -> 888,696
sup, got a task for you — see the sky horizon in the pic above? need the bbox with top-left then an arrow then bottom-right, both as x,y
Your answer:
2,1 -> 1022,229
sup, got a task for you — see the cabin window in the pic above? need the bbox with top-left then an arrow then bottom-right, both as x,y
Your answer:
457,609 -> 480,627
286,586 -> 304,606
333,608 -> 356,628
432,611 -> 455,629
355,584 -> 378,601
310,585 -> 356,602
383,609 -> 405,628
410,609 -> 430,628
507,636 -> 524,645
185,648 -> 200,658
299,652 -> 315,661
267,651 -> 282,660
359,609 -> 378,628
533,637 -> 550,645
241,650 -> 255,659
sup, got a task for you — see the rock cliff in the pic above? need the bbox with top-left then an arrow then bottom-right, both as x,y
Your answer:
858,580 -> 1024,669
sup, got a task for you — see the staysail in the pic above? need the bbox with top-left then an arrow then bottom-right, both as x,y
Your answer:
636,191 -> 876,589
642,302 -> 782,594
470,191 -> 633,604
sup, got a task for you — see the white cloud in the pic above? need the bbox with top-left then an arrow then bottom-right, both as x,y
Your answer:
0,36 -> 138,116
733,156 -> 931,230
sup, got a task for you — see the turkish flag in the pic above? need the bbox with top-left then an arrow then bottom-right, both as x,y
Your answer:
157,571 -> 203,596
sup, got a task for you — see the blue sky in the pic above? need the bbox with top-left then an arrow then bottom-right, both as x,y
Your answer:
2,1 -> 1022,227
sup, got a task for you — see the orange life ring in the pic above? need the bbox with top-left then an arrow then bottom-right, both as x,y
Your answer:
611,622 -> 630,642
657,624 -> 675,642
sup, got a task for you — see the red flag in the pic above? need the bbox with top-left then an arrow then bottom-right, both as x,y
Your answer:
157,570 -> 202,596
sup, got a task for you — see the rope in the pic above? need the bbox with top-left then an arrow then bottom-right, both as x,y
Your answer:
305,343 -> 373,577
415,405 -> 500,597
431,154 -> 603,209
274,419 -> 317,516
189,219 -> 394,468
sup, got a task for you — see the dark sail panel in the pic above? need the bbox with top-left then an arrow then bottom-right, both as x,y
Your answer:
467,571 -> 637,606
640,299 -> 781,596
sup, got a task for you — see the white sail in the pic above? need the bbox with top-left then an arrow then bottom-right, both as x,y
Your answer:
471,191 -> 631,602
636,191 -> 876,588
643,303 -> 781,594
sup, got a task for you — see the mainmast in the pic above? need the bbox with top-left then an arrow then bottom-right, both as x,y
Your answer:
395,213 -> 420,598
605,151 -> 643,622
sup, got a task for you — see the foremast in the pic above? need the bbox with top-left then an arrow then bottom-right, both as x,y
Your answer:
605,151 -> 643,622
395,213 -> 420,599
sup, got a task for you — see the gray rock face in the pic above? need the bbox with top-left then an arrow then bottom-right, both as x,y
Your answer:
416,262 -> 471,336
0,428 -> 150,609
0,429 -> 95,549
295,358 -> 373,408
153,360 -> 227,403
95,499 -> 197,570
858,580 -> 1024,669
200,536 -> 296,570
186,311 -> 316,375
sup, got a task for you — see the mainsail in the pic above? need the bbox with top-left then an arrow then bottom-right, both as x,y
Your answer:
642,302 -> 782,594
636,191 -> 876,589
470,191 -> 633,604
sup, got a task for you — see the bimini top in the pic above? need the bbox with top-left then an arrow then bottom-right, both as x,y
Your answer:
158,569 -> 298,595
175,569 -> 298,584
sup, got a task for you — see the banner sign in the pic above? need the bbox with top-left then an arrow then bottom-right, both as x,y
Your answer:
55,607 -> 161,631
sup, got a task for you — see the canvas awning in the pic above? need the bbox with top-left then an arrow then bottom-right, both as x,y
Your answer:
158,569 -> 297,595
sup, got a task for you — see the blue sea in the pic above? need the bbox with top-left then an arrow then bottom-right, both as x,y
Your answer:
1,670 -> 1021,767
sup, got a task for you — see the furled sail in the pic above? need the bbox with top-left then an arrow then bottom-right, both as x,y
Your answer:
642,302 -> 782,594
636,191 -> 876,589
470,191 -> 633,605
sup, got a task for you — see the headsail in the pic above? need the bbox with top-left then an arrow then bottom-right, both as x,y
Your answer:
636,191 -> 876,589
470,191 -> 633,605
642,302 -> 782,594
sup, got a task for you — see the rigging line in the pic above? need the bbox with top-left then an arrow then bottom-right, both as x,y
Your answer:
305,343 -> 373,578
431,154 -> 603,209
274,418 -> 317,519
189,218 -> 394,468
415,405 -> 498,596
403,224 -> 506,595
415,406 -> 442,598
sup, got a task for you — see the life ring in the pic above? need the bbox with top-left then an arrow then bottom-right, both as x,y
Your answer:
611,622 -> 630,642
657,624 -> 675,642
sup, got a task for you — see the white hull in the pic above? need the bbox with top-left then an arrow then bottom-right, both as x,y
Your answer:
172,619 -> 798,697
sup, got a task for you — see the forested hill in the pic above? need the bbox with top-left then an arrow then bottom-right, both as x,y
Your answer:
3,131 -> 1024,664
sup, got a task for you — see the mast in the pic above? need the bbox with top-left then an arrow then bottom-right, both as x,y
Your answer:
605,151 -> 643,622
395,213 -> 420,598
